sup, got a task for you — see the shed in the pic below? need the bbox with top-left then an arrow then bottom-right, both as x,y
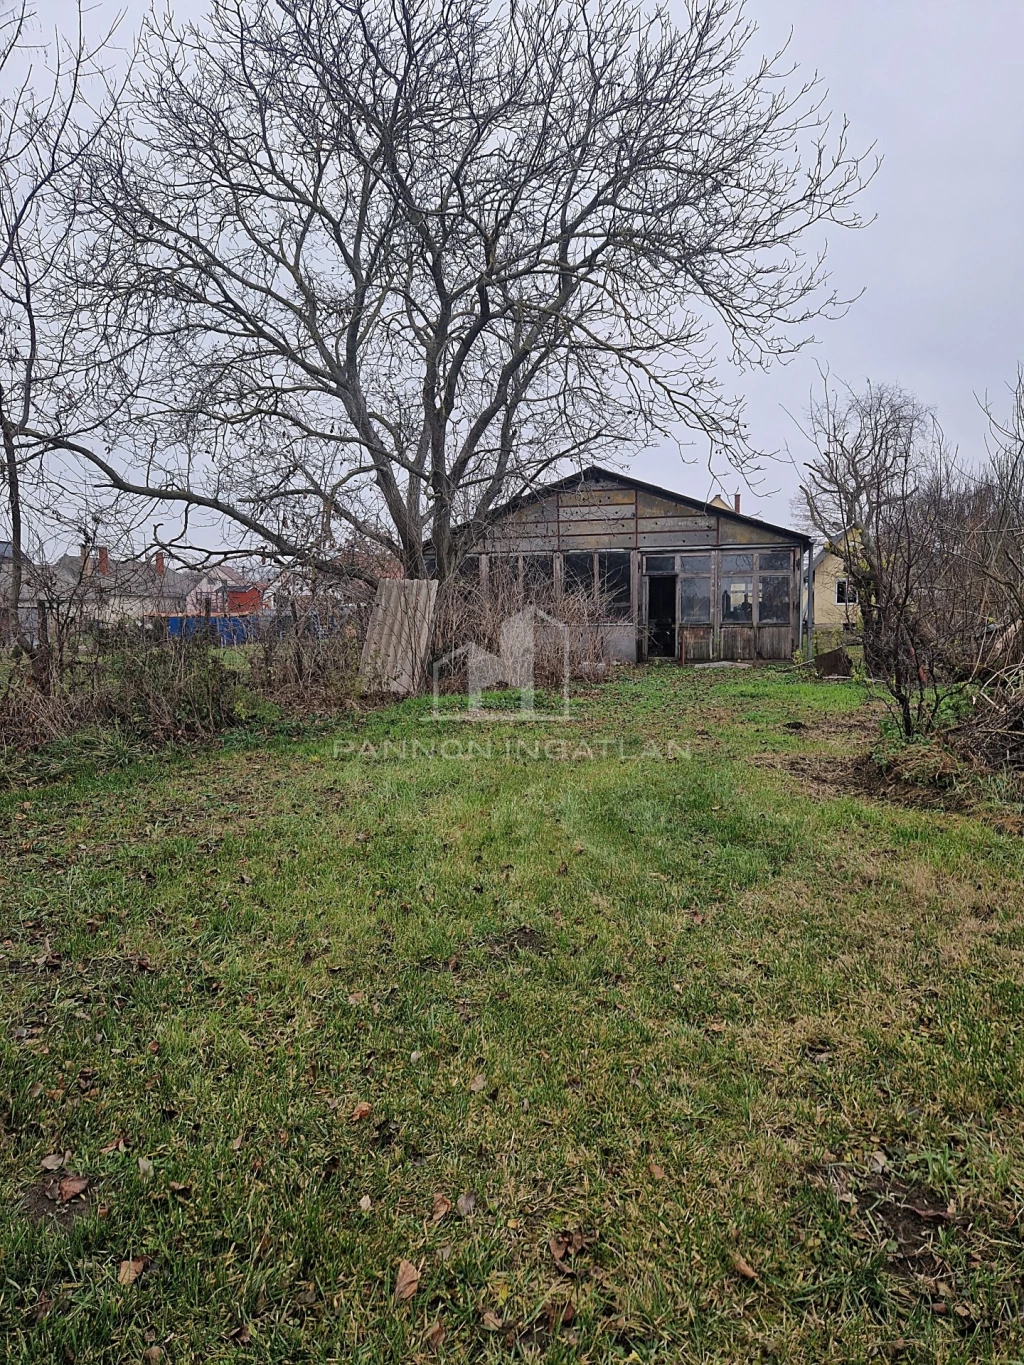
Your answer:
433,466 -> 813,663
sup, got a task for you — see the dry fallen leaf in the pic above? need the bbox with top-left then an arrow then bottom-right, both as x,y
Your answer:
648,1161 -> 666,1181
481,1310 -> 504,1331
347,991 -> 366,1006
731,1253 -> 758,1281
137,1157 -> 154,1180
410,1050 -> 423,1063
118,1257 -> 149,1287
707,1021 -> 727,1033
549,1228 -> 588,1267
869,1150 -> 888,1173
231,1134 -> 244,1152
58,1175 -> 89,1202
425,1321 -> 445,1352
358,1194 -> 372,1212
40,1152 -> 68,1172
350,1101 -> 372,1122
456,1191 -> 476,1217
142,1348 -> 163,1363
432,1191 -> 452,1222
395,1259 -> 420,1303
100,1136 -> 128,1156
469,1073 -> 487,1094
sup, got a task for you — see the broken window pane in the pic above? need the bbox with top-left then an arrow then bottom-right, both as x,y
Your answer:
679,576 -> 712,624
721,575 -> 754,622
598,552 -> 632,619
758,574 -> 790,624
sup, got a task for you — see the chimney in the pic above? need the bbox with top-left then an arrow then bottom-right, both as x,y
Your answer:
98,546 -> 110,576
155,551 -> 165,577
733,492 -> 741,514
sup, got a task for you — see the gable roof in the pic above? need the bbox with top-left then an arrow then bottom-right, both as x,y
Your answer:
486,465 -> 813,548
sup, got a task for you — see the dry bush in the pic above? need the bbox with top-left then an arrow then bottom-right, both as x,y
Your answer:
246,614 -> 366,711
431,563 -> 619,694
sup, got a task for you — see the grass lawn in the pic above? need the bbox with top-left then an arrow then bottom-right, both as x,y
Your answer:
2,666 -> 1024,1363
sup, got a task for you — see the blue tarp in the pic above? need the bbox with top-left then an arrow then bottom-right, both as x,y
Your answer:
166,614 -> 260,646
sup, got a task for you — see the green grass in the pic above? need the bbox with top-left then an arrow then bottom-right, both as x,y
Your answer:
3,666 -> 1024,1362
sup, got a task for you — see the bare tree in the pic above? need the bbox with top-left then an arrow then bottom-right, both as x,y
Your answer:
802,382 -> 959,735
0,2 -> 128,646
64,0 -> 870,581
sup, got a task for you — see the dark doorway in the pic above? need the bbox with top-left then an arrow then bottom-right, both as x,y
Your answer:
647,576 -> 677,658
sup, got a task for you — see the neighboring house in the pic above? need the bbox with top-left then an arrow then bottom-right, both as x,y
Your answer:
2,545 -> 212,634
430,466 -> 813,663
184,564 -> 265,617
812,547 -> 861,632
47,548 -> 197,624
809,530 -> 863,639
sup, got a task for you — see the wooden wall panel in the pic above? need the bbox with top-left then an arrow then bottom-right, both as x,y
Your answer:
719,522 -> 790,546
559,489 -> 634,507
559,503 -> 635,522
636,515 -> 714,533
720,627 -> 757,660
638,530 -> 717,548
755,626 -> 794,660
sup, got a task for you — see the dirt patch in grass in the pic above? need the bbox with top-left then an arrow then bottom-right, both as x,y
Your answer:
486,924 -> 548,958
859,1173 -> 957,1279
754,749 -> 986,815
19,1173 -> 95,1229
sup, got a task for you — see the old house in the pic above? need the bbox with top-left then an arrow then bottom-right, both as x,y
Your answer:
441,466 -> 812,663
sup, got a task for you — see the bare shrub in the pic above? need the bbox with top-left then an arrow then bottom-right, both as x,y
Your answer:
431,564 -> 619,695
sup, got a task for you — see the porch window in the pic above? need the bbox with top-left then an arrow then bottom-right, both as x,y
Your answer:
644,555 -> 675,574
722,575 -> 754,622
598,552 -> 632,619
562,551 -> 595,597
721,553 -> 754,573
680,576 -> 712,624
522,554 -> 554,600
758,574 -> 791,624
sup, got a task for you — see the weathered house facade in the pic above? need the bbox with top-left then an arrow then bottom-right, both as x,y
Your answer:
449,467 -> 813,664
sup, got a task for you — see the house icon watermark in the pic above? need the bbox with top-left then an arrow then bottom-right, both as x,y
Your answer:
431,606 -> 571,720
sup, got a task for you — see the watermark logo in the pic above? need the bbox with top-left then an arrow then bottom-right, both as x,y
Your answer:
331,735 -> 692,762
431,605 -> 570,720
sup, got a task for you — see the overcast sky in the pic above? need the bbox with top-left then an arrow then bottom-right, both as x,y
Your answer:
635,0 -> 1024,523
26,0 -> 1024,532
